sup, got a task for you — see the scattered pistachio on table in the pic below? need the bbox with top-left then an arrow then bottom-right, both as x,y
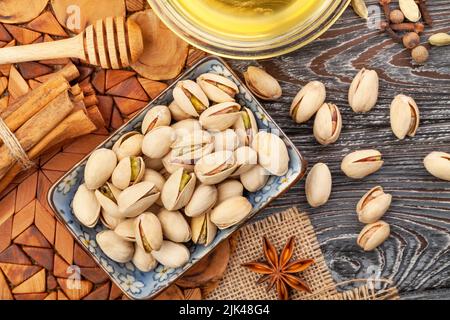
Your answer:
348,68 -> 379,113
244,66 -> 282,101
305,163 -> 332,208
341,149 -> 384,179
290,81 -> 326,124
423,151 -> 450,181
313,103 -> 342,145
357,221 -> 391,251
357,186 -> 392,224
390,94 -> 420,140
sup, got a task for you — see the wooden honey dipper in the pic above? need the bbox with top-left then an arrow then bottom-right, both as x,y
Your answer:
0,16 -> 143,69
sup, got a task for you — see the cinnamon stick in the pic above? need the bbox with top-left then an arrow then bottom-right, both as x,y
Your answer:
0,110 -> 97,193
0,91 -> 74,178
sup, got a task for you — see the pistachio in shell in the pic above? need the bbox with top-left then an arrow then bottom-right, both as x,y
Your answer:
233,107 -> 259,146
111,156 -> 145,190
133,244 -> 158,272
341,149 -> 384,179
313,103 -> 342,145
135,212 -> 163,253
117,182 -> 160,218
112,131 -> 144,161
171,119 -> 202,137
141,105 -> 172,134
73,183 -> 100,228
252,131 -> 289,177
96,230 -> 134,263
290,81 -> 326,124
161,168 -> 196,211
191,212 -> 217,246
84,148 -> 117,190
194,150 -> 238,185
170,130 -> 214,166
199,102 -> 241,131
240,164 -> 269,192
169,100 -> 192,121
95,182 -> 121,218
173,80 -> 209,117
217,179 -> 244,203
214,129 -> 240,152
423,151 -> 450,181
244,66 -> 282,101
357,186 -> 392,224
210,196 -> 253,229
151,240 -> 190,269
390,94 -> 420,140
114,218 -> 137,242
185,184 -> 218,217
348,68 -> 379,113
142,126 -> 177,159
157,209 -> 191,243
305,163 -> 332,208
197,73 -> 238,103
357,221 -> 390,251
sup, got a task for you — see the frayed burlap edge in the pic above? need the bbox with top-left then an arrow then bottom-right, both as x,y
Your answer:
207,207 -> 399,300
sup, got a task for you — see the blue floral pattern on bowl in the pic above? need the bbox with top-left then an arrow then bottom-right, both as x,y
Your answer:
48,56 -> 306,300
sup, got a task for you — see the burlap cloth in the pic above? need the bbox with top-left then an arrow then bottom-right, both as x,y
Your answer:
207,207 -> 399,300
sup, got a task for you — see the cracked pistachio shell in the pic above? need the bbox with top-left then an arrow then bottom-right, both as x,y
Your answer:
357,221 -> 390,251
240,164 -> 269,192
423,151 -> 450,181
252,131 -> 289,176
217,180 -> 244,203
341,149 -> 383,179
96,230 -> 134,263
141,105 -> 172,134
313,103 -> 342,145
161,168 -> 196,211
185,184 -> 218,217
117,182 -> 160,218
199,102 -> 241,131
111,156 -> 145,190
173,80 -> 209,117
133,244 -> 157,272
84,148 -> 117,190
390,94 -> 420,140
144,156 -> 163,171
197,73 -> 238,103
191,212 -> 217,246
171,119 -> 202,137
114,218 -> 137,242
305,163 -> 332,208
162,151 -> 195,174
169,100 -> 192,121
95,182 -> 121,218
73,184 -> 100,228
210,196 -> 253,229
142,126 -> 177,159
135,213 -> 163,253
112,131 -> 144,161
100,210 -> 123,230
233,107 -> 258,146
214,129 -> 240,152
157,209 -> 191,243
244,66 -> 282,101
195,150 -> 237,185
357,186 -> 392,224
232,146 -> 258,177
290,81 -> 326,124
151,241 -> 190,269
348,68 -> 379,113
171,130 -> 214,166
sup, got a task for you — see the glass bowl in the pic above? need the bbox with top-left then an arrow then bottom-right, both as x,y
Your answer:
147,0 -> 351,60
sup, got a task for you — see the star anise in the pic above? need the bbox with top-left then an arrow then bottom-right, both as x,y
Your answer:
242,236 -> 314,300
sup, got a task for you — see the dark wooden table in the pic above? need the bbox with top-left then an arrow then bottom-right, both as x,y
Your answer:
228,0 -> 450,300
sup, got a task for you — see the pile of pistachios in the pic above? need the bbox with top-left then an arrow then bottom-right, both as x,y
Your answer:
71,72 -> 290,272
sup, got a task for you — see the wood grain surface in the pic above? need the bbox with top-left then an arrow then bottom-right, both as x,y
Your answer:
227,0 -> 450,300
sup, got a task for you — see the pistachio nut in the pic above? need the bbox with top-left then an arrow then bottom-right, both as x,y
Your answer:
144,156 -> 164,171
151,240 -> 190,269
95,182 -> 121,218
169,100 -> 192,121
100,210 -> 123,230
357,221 -> 390,251
210,196 -> 253,229
111,156 -> 145,190
171,119 -> 202,137
197,73 -> 239,103
170,130 -> 214,166
173,80 -> 209,117
244,66 -> 282,101
232,146 -> 258,176
240,165 -> 269,192
429,33 -> 450,46
199,102 -> 242,131
313,103 -> 342,145
213,129 -> 240,152
162,151 -> 195,174
73,183 -> 100,228
112,131 -> 144,161
195,150 -> 238,185
84,148 -> 117,190
114,218 -> 137,242
233,107 -> 259,146
290,81 -> 326,124
252,131 -> 289,176
117,182 -> 160,218
357,186 -> 392,224
142,126 -> 177,159
141,105 -> 172,134
399,0 -> 421,22
161,168 -> 196,211
133,244 -> 158,272
305,163 -> 332,208
390,94 -> 419,140
217,179 -> 244,203
423,151 -> 450,181
134,212 -> 163,253
191,212 -> 217,246
348,68 -> 379,113
157,209 -> 191,243
341,149 -> 383,179
96,230 -> 134,263
185,184 -> 218,217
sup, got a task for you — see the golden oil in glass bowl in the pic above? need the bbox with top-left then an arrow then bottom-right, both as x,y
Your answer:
171,0 -> 332,40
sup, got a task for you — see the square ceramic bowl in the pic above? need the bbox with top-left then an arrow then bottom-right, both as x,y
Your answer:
48,56 -> 307,300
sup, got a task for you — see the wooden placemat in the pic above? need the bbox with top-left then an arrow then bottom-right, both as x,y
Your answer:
208,207 -> 399,300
